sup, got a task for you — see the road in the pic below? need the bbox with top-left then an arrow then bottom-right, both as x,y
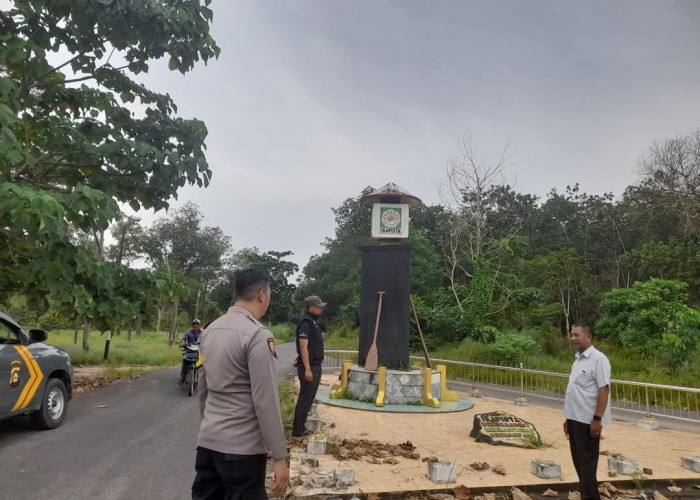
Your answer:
0,341 -> 299,500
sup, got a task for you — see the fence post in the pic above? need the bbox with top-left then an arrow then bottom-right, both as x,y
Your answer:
514,362 -> 528,406
637,384 -> 659,430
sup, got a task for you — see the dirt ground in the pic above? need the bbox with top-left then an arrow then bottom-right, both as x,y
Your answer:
287,374 -> 700,498
72,365 -> 147,395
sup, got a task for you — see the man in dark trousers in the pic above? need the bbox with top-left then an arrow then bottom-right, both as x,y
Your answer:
193,268 -> 288,499
292,295 -> 326,437
563,324 -> 611,500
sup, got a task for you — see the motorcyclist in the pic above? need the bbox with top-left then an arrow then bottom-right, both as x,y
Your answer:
178,319 -> 203,385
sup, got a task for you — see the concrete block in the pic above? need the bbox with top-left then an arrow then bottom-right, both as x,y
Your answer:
299,453 -> 318,467
309,404 -> 318,416
427,461 -> 457,484
531,459 -> 561,479
607,456 -> 639,475
334,469 -> 356,487
305,417 -> 323,433
681,456 -> 700,473
304,469 -> 335,488
307,435 -> 327,455
637,417 -> 660,430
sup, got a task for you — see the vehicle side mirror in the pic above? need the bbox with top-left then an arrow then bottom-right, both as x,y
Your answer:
29,329 -> 48,343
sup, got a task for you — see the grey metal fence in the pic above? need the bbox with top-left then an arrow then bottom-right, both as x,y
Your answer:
322,350 -> 700,423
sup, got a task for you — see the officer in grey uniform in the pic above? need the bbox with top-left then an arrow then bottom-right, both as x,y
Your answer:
193,268 -> 289,500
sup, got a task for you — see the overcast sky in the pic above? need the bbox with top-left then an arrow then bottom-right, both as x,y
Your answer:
135,1 -> 700,273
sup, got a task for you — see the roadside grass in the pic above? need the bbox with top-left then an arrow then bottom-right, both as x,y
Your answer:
46,329 -> 182,367
279,379 -> 297,438
268,323 -> 295,343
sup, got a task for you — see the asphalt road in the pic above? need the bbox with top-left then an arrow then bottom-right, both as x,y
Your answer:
0,341 -> 299,500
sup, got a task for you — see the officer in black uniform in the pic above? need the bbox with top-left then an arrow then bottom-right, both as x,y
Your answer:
291,295 -> 326,437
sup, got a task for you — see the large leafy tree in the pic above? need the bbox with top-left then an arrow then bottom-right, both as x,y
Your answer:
0,1 -> 219,334
211,248 -> 299,323
140,202 -> 230,320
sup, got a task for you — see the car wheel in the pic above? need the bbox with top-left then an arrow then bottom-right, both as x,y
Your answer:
31,378 -> 68,430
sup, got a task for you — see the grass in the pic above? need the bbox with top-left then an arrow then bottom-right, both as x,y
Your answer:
278,380 -> 297,438
268,323 -> 296,343
46,329 -> 183,367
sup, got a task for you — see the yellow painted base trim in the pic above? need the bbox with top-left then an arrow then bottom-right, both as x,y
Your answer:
422,367 -> 440,408
375,366 -> 386,407
437,364 -> 458,401
330,360 -> 353,399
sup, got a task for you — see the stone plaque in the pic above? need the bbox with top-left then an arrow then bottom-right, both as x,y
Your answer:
469,411 -> 541,447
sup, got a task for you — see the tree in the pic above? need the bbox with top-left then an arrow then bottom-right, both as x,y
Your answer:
141,202 -> 230,319
1,1 -> 219,328
526,249 -> 597,333
596,279 -> 699,370
439,135 -> 521,315
638,130 -> 700,236
212,248 -> 299,323
106,213 -> 144,267
622,237 -> 700,305
296,188 -> 373,322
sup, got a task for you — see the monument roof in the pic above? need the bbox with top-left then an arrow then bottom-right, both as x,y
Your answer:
360,182 -> 422,208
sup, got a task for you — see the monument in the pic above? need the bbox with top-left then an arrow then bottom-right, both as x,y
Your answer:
330,182 -> 459,407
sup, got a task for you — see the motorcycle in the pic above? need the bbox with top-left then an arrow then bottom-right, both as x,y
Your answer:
181,343 -> 200,397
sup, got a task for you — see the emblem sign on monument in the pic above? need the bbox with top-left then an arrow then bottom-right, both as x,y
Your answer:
371,203 -> 409,239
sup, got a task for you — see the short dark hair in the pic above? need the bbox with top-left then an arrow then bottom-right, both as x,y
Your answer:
571,323 -> 592,336
234,268 -> 270,302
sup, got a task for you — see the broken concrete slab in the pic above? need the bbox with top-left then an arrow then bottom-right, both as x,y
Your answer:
531,459 -> 561,479
299,453 -> 318,467
681,456 -> 700,473
427,461 -> 457,483
334,468 -> 355,487
607,455 -> 640,475
302,468 -> 335,488
307,434 -> 327,455
305,416 -> 323,433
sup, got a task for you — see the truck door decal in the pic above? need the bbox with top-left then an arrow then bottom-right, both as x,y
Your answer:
11,346 -> 44,411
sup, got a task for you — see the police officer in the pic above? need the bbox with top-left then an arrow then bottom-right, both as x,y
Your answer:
193,268 -> 288,500
291,295 -> 326,438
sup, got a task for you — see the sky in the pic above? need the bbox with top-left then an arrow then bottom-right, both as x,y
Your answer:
133,1 -> 700,273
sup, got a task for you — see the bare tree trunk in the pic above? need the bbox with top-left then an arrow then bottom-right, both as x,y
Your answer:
169,301 -> 179,344
82,321 -> 91,351
156,308 -> 162,332
127,319 -> 132,341
136,314 -> 142,335
73,318 -> 80,345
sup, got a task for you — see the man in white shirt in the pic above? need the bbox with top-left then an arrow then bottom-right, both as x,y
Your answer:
563,323 -> 611,500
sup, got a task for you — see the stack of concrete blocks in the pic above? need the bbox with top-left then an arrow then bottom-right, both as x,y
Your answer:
531,459 -> 562,479
607,455 -> 640,475
681,456 -> 700,472
307,434 -> 327,455
305,416 -> 323,433
299,468 -> 356,488
426,461 -> 457,483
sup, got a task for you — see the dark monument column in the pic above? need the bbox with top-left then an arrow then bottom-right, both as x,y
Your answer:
359,244 -> 411,369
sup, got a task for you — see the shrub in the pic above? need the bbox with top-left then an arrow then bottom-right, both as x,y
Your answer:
487,330 -> 540,366
597,279 -> 699,372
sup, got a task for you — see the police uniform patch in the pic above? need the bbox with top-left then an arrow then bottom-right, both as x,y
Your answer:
267,338 -> 277,358
10,360 -> 21,387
